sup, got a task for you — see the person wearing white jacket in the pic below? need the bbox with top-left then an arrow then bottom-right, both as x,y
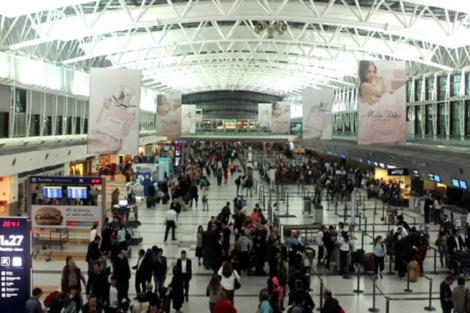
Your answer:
317,226 -> 326,266
217,262 -> 240,304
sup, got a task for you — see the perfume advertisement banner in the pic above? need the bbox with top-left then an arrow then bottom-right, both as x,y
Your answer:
257,103 -> 272,128
87,68 -> 142,155
156,94 -> 182,137
181,104 -> 197,134
270,102 -> 291,134
31,205 -> 102,229
302,89 -> 333,140
357,60 -> 407,145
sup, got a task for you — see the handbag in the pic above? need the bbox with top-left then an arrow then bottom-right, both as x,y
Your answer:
234,278 -> 241,290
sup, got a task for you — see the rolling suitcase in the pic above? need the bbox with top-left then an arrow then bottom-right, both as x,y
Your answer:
146,197 -> 155,208
363,253 -> 375,272
156,196 -> 162,204
162,193 -> 170,204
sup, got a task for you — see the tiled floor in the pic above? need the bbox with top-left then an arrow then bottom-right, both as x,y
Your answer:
32,159 -> 450,313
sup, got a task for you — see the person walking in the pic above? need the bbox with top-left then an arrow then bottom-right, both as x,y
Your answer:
373,236 -> 387,279
133,249 -> 153,296
452,277 -> 470,313
169,266 -> 185,313
440,275 -> 455,313
196,225 -> 204,266
202,187 -> 209,211
176,250 -> 192,302
189,182 -> 199,208
217,262 -> 240,304
245,175 -> 253,198
434,196 -> 443,225
153,248 -> 167,295
207,274 -> 222,313
164,208 -> 177,242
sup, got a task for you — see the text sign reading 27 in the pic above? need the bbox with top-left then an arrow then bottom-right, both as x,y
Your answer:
0,235 -> 24,247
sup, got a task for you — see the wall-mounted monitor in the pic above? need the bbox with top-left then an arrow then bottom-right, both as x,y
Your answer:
327,151 -> 332,155
43,186 -> 62,198
373,161 -> 379,167
367,160 -> 371,165
387,165 -> 397,169
452,179 -> 460,187
460,180 -> 468,190
434,175 -> 441,183
379,163 -> 385,168
428,174 -> 435,181
388,168 -> 409,176
413,170 -> 419,177
358,158 -> 363,163
67,187 -> 88,199
340,153 -> 346,159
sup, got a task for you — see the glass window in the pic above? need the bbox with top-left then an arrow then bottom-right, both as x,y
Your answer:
437,76 -> 447,101
406,106 -> 412,121
74,117 -> 81,135
29,114 -> 40,137
466,101 -> 470,136
15,89 -> 27,113
43,116 -> 52,136
406,81 -> 412,102
83,118 -> 88,134
414,79 -> 423,102
55,116 -> 63,135
437,103 -> 446,136
336,115 -> 342,132
415,106 -> 422,135
450,101 -> 461,136
425,104 -> 433,135
451,74 -> 461,97
426,77 -> 434,101
0,112 -> 8,138
65,117 -> 72,135
466,73 -> 470,96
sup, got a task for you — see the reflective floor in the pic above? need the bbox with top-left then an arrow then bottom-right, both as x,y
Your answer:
32,160 -> 449,313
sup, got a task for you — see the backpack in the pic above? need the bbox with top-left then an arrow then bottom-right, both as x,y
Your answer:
335,298 -> 345,313
44,291 -> 62,308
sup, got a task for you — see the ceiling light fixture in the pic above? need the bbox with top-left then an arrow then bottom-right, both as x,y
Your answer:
254,21 -> 287,39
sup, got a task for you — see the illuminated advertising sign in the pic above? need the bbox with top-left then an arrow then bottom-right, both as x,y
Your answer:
387,168 -> 409,176
0,217 -> 31,312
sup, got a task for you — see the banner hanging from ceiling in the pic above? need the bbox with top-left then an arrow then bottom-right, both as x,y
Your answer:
258,103 -> 272,128
302,88 -> 333,140
270,102 -> 291,134
181,104 -> 197,134
156,94 -> 182,137
357,60 -> 407,145
87,68 -> 141,155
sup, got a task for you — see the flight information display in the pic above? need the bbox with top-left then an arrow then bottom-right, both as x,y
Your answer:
0,217 -> 31,312
67,187 -> 88,199
43,186 -> 62,198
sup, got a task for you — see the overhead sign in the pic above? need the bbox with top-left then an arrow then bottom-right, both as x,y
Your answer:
387,168 -> 409,176
29,176 -> 103,185
0,217 -> 31,312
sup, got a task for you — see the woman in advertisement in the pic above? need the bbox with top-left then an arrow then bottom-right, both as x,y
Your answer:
358,60 -> 407,145
156,95 -> 182,136
270,102 -> 290,134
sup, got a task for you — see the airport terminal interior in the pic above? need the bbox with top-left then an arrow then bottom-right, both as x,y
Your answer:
1,1 -> 470,313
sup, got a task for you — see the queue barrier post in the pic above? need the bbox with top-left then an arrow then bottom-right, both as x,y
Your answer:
374,200 -> 378,216
361,230 -> 365,251
343,251 -> 352,279
370,213 -> 376,244
404,263 -> 413,293
424,278 -> 436,311
368,277 -> 380,313
334,200 -> 338,216
385,297 -> 390,313
382,202 -> 386,223
255,180 -> 258,194
286,194 -> 290,215
316,279 -> 324,312
433,248 -> 437,274
353,264 -> 364,294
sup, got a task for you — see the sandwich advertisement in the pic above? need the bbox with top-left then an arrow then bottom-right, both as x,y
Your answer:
31,205 -> 101,229
357,60 -> 407,145
302,88 -> 333,140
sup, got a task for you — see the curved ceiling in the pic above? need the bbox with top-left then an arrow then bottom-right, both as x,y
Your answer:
1,0 -> 469,96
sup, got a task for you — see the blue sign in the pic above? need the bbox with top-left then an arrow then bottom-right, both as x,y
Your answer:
0,217 -> 31,312
29,176 -> 103,185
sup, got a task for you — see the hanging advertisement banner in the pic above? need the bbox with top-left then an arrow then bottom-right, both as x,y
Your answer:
357,60 -> 407,145
87,68 -> 141,155
181,104 -> 197,134
258,103 -> 272,128
156,94 -> 182,137
270,102 -> 291,134
302,89 -> 333,140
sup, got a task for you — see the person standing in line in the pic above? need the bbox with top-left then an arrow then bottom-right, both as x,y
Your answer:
176,250 -> 192,302
373,236 -> 386,279
338,231 -> 351,277
238,230 -> 251,277
424,192 -> 433,224
202,187 -> 209,211
323,226 -> 334,270
207,274 -> 223,313
434,196 -> 443,226
164,207 -> 177,242
317,226 -> 325,267
452,277 -> 470,313
196,225 -> 204,266
258,289 -> 272,313
440,275 -> 454,313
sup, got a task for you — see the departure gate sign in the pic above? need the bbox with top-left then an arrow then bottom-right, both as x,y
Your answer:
0,217 -> 31,312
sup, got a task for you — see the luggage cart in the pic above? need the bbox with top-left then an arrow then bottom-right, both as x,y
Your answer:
32,233 -> 53,262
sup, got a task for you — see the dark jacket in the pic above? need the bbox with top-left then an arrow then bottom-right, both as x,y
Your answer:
114,256 -> 131,281
81,302 -> 104,313
448,236 -> 465,255
176,258 -> 192,280
288,271 -> 309,292
86,241 -> 101,263
136,257 -> 154,282
202,230 -> 218,249
321,297 -> 341,313
440,281 -> 453,311
86,270 -> 109,301
154,257 -> 168,278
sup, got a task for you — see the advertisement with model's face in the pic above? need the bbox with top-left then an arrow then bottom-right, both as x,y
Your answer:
181,104 -> 197,134
302,89 -> 333,140
270,102 -> 291,134
258,103 -> 272,128
87,68 -> 141,155
357,60 -> 407,145
31,205 -> 101,229
156,94 -> 182,136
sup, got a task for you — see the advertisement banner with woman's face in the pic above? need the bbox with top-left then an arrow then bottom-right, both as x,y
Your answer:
302,88 -> 333,140
357,60 -> 407,145
270,101 -> 291,134
156,94 -> 182,136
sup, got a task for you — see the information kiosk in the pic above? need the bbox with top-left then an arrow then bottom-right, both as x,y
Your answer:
0,217 -> 32,312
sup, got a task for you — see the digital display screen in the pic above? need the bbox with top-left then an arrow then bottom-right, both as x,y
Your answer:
413,170 -> 419,177
379,163 -> 385,168
428,174 -> 435,181
327,151 -> 332,155
67,187 -> 88,199
452,179 -> 460,187
434,175 -> 441,183
460,180 -> 468,189
340,153 -> 346,159
373,162 -> 379,167
358,158 -> 363,163
388,169 -> 409,176
367,160 -> 371,165
43,186 -> 62,198
0,217 -> 31,312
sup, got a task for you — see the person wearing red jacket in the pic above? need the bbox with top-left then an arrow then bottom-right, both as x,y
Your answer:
414,236 -> 428,276
61,259 -> 86,310
214,290 -> 237,313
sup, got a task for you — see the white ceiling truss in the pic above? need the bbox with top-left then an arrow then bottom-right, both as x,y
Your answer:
0,0 -> 470,95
